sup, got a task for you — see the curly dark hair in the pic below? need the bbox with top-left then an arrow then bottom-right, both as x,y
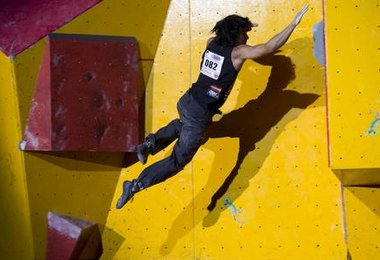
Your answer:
211,15 -> 254,47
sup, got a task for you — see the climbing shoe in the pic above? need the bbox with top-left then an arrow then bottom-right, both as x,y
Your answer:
116,180 -> 136,209
136,138 -> 154,164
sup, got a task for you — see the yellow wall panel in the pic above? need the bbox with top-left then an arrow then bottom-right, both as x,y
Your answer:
189,1 -> 344,258
0,52 -> 34,259
57,0 -> 170,59
325,1 -> 380,169
13,40 -> 45,131
344,187 -> 380,259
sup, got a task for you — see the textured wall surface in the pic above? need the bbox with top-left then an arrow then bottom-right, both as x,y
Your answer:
324,3 -> 380,254
2,0 -> 379,259
0,0 -> 103,56
9,0 -> 170,258
46,212 -> 102,259
0,51 -> 34,259
106,0 -> 347,259
344,187 -> 380,259
21,34 -> 141,151
325,0 -> 380,170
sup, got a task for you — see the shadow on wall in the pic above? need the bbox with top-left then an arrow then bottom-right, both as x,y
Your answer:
28,151 -> 125,171
160,39 -> 322,255
346,186 -> 380,219
203,53 -> 319,216
97,223 -> 125,259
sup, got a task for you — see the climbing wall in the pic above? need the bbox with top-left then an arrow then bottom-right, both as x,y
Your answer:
325,1 -> 380,170
324,1 -> 380,258
344,187 -> 380,259
5,0 -> 170,258
106,0 -> 347,259
0,52 -> 33,258
20,34 -> 141,152
103,1 -> 194,257
0,0 -> 103,56
3,0 -> 379,259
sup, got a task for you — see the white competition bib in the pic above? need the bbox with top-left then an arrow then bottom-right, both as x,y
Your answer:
200,50 -> 224,80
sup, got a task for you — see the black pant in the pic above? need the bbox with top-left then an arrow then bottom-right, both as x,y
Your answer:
136,91 -> 213,189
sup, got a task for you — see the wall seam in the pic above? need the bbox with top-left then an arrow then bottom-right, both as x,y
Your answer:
188,0 -> 196,258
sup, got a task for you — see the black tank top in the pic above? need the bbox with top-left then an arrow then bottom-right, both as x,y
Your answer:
189,40 -> 239,112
